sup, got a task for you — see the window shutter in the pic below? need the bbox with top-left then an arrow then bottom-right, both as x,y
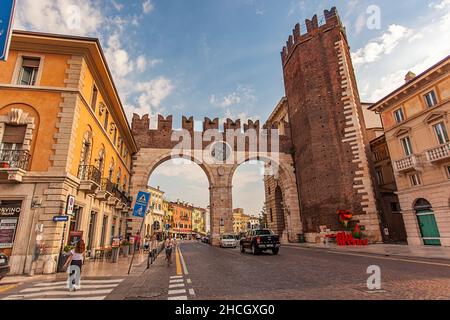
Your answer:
22,57 -> 40,68
2,125 -> 27,144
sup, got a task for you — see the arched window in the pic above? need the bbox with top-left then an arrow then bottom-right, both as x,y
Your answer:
108,158 -> 115,181
116,167 -> 122,187
96,146 -> 105,176
78,130 -> 93,179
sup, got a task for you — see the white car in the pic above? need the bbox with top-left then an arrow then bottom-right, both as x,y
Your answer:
220,234 -> 237,248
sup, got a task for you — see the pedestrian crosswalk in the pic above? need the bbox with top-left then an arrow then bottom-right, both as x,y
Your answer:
2,278 -> 124,300
167,275 -> 195,300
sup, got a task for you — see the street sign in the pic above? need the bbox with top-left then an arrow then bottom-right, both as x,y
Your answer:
53,216 -> 69,223
132,191 -> 151,218
66,195 -> 75,216
0,0 -> 16,61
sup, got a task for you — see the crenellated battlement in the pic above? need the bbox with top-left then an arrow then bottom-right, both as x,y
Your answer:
281,7 -> 341,66
131,114 -> 293,152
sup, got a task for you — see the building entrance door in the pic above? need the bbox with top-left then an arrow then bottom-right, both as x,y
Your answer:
416,210 -> 441,246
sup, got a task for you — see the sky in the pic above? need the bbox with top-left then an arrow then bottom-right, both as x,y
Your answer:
12,0 -> 450,216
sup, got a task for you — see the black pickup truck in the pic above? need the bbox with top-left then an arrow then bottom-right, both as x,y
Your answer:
240,229 -> 281,255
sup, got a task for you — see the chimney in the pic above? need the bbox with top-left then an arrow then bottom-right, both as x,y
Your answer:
405,71 -> 416,83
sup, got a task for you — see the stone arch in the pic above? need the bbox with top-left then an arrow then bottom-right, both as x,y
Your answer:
228,153 -> 302,243
131,149 -> 215,194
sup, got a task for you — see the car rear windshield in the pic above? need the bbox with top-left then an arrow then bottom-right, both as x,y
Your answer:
255,230 -> 273,235
222,235 -> 235,239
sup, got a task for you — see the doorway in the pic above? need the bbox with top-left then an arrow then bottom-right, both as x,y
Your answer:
414,199 -> 441,246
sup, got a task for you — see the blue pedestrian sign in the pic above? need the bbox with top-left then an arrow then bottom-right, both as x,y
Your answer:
0,0 -> 16,61
133,191 -> 151,218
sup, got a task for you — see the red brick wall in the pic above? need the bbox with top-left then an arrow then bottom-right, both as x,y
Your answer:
282,8 -> 371,232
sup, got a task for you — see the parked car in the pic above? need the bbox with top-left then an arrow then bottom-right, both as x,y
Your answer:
0,253 -> 10,280
240,229 -> 281,255
220,234 -> 237,248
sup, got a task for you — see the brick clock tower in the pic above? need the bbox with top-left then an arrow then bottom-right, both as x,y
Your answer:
281,7 -> 382,242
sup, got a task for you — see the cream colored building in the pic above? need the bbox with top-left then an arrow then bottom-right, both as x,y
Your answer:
233,208 -> 251,234
370,56 -> 450,246
0,31 -> 137,275
144,186 -> 165,238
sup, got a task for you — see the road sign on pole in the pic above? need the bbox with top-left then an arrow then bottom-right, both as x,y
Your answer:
132,191 -> 151,218
0,0 -> 16,61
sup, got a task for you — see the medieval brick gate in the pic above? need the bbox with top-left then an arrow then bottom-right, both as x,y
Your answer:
129,115 -> 302,245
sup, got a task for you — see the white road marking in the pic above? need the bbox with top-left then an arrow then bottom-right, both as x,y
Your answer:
169,279 -> 184,283
3,278 -> 124,300
168,289 -> 186,295
3,289 -> 114,300
21,284 -> 119,293
169,283 -> 185,289
33,279 -> 124,287
189,289 -> 195,296
170,276 -> 183,279
186,279 -> 192,284
168,296 -> 188,300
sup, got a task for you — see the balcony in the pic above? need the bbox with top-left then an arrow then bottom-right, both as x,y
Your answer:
78,165 -> 101,194
95,178 -> 115,201
0,150 -> 31,182
394,155 -> 422,174
426,142 -> 450,164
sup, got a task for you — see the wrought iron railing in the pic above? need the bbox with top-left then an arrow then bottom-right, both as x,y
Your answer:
0,149 -> 31,170
78,165 -> 101,185
101,178 -> 115,194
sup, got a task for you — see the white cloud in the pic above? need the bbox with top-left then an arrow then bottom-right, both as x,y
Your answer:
129,77 -> 174,117
143,0 -> 154,14
210,85 -> 257,108
355,4 -> 450,102
111,0 -> 124,11
352,24 -> 413,65
13,0 -> 104,36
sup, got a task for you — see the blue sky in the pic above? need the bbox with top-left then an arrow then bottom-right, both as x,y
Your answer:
13,0 -> 450,215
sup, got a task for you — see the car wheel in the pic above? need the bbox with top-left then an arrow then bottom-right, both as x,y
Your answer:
240,244 -> 245,253
272,248 -> 279,255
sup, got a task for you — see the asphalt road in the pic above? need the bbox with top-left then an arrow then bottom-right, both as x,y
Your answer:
2,241 -> 450,300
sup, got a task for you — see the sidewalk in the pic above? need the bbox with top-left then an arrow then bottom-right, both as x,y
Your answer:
285,242 -> 450,261
0,252 -> 149,286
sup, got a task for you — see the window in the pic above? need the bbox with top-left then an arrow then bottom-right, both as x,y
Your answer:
91,85 -> 98,111
433,122 -> 449,145
400,136 -> 413,156
18,57 -> 40,86
394,108 -> 405,124
424,90 -> 438,108
446,166 -> 450,179
1,125 -> 26,150
410,173 -> 422,187
104,110 -> 109,131
376,169 -> 384,185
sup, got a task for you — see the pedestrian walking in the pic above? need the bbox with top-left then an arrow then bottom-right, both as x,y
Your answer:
134,232 -> 141,252
64,239 -> 86,291
165,236 -> 176,267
